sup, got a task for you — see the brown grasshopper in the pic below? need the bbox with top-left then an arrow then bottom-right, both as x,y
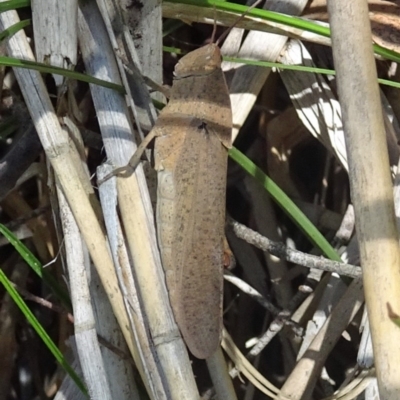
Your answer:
100,41 -> 231,359
152,43 -> 231,359
100,3 -> 264,357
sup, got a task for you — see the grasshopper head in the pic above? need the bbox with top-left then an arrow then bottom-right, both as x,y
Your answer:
174,43 -> 222,79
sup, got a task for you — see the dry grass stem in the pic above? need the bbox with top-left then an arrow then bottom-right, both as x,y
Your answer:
328,0 -> 400,397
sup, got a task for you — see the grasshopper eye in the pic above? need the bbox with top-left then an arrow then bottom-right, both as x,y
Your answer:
197,121 -> 207,130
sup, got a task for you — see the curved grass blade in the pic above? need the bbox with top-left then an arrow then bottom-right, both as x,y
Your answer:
165,0 -> 329,37
0,224 -> 71,309
0,268 -> 87,396
163,47 -> 400,90
164,0 -> 400,63
0,0 -> 30,12
0,56 -> 124,93
229,147 -> 341,262
0,19 -> 30,42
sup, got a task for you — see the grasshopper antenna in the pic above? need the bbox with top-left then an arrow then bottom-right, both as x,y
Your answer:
210,2 -> 218,43
215,0 -> 263,46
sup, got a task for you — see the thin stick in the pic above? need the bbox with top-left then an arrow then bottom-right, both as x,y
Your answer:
228,217 -> 361,278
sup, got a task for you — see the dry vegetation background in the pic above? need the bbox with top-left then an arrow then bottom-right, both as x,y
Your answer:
1,0 -> 400,399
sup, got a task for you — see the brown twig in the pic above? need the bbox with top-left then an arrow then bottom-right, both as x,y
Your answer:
228,217 -> 361,278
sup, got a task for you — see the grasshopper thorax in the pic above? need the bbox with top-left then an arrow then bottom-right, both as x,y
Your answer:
173,43 -> 222,79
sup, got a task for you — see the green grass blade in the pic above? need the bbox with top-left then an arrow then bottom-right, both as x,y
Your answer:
0,55 -> 124,93
0,224 -> 71,309
229,147 -> 341,262
164,0 -> 400,63
163,46 -> 400,90
0,19 -> 30,41
0,268 -> 87,396
0,0 -> 30,12
165,0 -> 329,36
